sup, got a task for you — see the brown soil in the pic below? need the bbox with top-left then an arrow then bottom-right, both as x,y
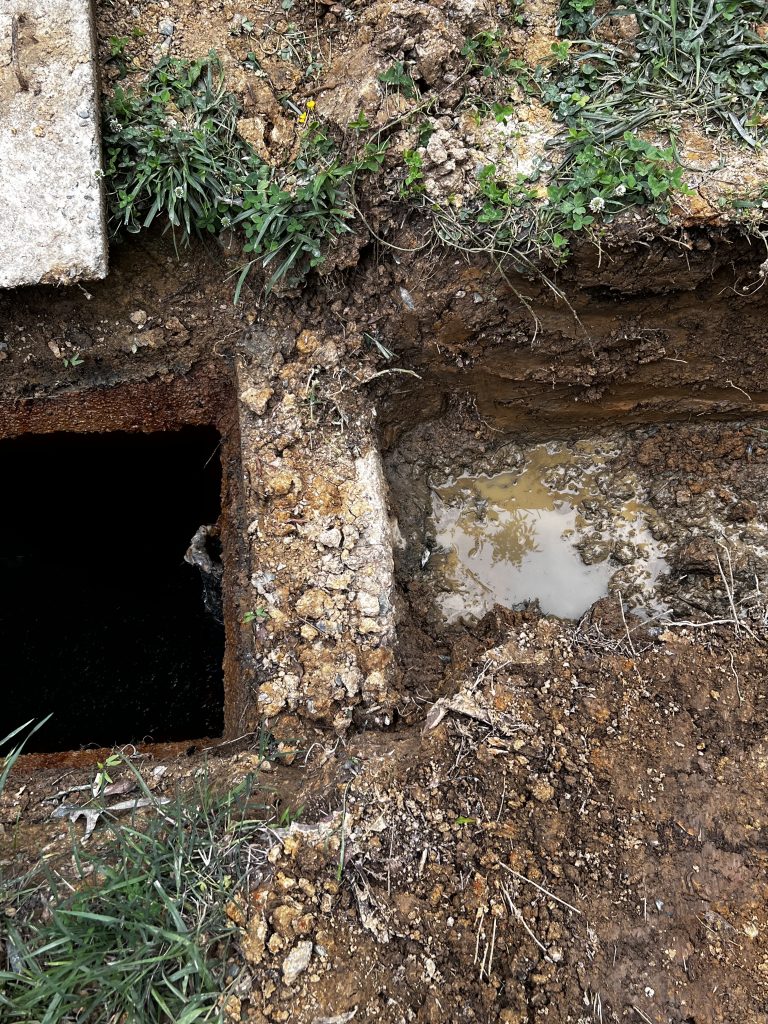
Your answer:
4,231 -> 768,1022
3,2 -> 768,1022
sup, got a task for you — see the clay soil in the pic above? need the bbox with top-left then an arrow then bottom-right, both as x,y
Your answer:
3,234 -> 768,1023
2,1 -> 768,1022
3,604 -> 767,1024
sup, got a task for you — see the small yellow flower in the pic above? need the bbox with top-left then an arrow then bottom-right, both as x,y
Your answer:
307,99 -> 315,110
298,111 -> 307,124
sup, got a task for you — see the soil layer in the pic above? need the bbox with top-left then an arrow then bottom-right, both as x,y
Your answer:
2,0 -> 768,1018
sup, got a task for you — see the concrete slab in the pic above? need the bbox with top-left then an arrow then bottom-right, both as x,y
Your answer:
0,1 -> 107,288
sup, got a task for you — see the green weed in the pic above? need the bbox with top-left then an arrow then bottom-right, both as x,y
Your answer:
400,149 -> 425,196
103,53 -> 253,243
232,126 -> 387,296
0,717 -> 51,797
461,28 -> 536,101
557,0 -> 596,39
0,773 -> 285,1023
427,129 -> 689,276
103,53 -> 390,296
461,29 -> 518,79
548,131 -> 691,231
242,607 -> 268,623
546,0 -> 768,146
378,61 -> 417,99
348,109 -> 371,132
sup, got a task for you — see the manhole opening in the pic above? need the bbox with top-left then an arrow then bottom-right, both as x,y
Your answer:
1,426 -> 226,753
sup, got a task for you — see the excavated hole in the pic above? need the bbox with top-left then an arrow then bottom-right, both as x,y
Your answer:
384,387 -> 768,638
386,423 -> 669,628
1,427 -> 226,753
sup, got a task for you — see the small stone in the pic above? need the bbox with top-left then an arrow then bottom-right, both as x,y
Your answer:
426,133 -> 449,165
225,898 -> 247,927
613,542 -> 635,566
267,607 -> 288,629
296,329 -> 320,354
293,913 -> 315,936
164,316 -> 189,341
158,19 -> 174,36
271,904 -> 300,937
300,624 -> 319,641
266,469 -> 298,497
241,917 -> 268,964
313,341 -> 340,368
129,309 -> 147,326
296,589 -> 330,619
283,835 -> 301,857
240,386 -> 274,417
325,572 -> 352,592
358,617 -> 381,635
282,940 -> 313,985
276,741 -> 298,765
357,591 -> 380,617
222,995 -> 241,1021
530,779 -> 555,802
363,670 -> 387,701
317,527 -> 342,548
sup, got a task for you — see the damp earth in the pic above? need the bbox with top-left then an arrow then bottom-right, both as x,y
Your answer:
3,9 -> 768,1013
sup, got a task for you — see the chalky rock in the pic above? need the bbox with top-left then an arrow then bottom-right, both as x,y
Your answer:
1,0 -> 108,287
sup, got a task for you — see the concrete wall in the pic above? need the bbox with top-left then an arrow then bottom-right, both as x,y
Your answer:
0,0 -> 107,288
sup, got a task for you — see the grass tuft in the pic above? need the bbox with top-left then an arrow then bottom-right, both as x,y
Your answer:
103,53 -> 253,243
548,1 -> 768,147
0,717 -> 52,797
103,54 -> 386,296
0,771 -> 282,1023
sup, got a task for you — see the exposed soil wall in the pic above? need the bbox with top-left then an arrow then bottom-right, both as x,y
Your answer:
4,228 -> 768,1023
5,0 -> 768,993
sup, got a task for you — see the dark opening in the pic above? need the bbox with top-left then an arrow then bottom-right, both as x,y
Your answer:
1,427 -> 225,753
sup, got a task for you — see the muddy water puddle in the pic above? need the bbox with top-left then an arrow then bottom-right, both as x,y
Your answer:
428,442 -> 668,621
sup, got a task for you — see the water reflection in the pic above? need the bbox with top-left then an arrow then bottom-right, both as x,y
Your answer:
430,442 -> 666,621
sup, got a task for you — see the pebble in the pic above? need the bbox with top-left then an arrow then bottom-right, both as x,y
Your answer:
158,19 -> 174,36
530,779 -> 555,802
129,309 -> 147,326
357,591 -> 380,617
282,940 -> 313,985
240,386 -> 273,416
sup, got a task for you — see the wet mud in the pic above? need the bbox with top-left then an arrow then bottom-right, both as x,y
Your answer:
3,228 -> 768,1023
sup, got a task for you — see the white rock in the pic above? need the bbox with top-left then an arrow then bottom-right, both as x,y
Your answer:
317,527 -> 343,548
282,940 -> 313,985
357,591 -> 380,617
426,132 -> 449,165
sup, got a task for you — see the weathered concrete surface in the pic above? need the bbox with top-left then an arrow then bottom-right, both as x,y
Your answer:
234,331 -> 398,737
0,0 -> 107,288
